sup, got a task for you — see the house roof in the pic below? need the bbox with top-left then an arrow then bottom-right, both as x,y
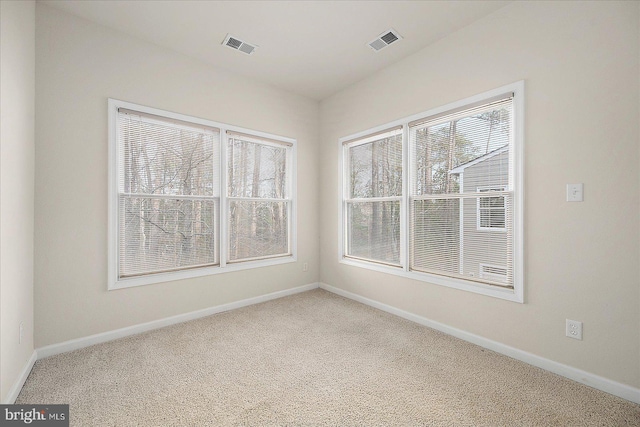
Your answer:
448,144 -> 508,175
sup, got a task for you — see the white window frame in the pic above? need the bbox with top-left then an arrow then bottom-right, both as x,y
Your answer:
476,186 -> 507,232
338,81 -> 524,303
108,99 -> 296,290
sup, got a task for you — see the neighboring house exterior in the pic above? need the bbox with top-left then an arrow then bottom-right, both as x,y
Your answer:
449,145 -> 510,285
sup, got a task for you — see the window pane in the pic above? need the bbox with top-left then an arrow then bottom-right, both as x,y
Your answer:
349,133 -> 402,198
487,196 -> 505,208
347,201 -> 401,265
479,207 -> 505,229
228,200 -> 289,261
464,194 -> 513,284
412,103 -> 511,196
411,198 -> 460,274
411,194 -> 513,286
228,138 -> 287,198
120,196 -> 218,277
120,113 -> 219,196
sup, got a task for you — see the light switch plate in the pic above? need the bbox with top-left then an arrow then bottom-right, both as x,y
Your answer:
567,183 -> 583,202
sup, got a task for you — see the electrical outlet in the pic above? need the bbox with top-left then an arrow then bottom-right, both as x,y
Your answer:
19,322 -> 23,344
303,262 -> 308,272
566,319 -> 582,340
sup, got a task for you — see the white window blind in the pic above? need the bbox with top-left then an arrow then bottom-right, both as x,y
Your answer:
409,97 -> 514,288
339,83 -> 523,301
344,127 -> 403,266
110,100 -> 297,290
227,132 -> 291,262
117,109 -> 220,278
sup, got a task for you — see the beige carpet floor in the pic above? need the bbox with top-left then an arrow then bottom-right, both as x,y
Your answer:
17,289 -> 640,426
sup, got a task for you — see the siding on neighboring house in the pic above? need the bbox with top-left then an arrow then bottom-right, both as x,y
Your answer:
452,147 -> 509,283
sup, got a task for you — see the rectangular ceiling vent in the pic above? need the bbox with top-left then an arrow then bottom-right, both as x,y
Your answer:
368,29 -> 402,52
222,34 -> 258,55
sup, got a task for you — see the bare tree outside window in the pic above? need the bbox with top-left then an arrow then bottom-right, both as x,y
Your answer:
227,136 -> 290,262
345,130 -> 402,265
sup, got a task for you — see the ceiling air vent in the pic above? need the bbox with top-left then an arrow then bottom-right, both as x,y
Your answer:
368,29 -> 402,52
222,34 -> 258,55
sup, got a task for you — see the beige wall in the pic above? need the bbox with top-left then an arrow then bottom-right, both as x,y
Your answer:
1,0 -> 36,402
320,1 -> 640,388
34,4 -> 319,347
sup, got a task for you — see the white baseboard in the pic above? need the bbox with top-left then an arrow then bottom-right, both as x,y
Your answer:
319,282 -> 640,404
37,283 -> 320,359
30,281 -> 640,404
3,350 -> 37,404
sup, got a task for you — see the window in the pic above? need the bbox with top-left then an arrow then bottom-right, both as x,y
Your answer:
477,187 -> 506,231
109,100 -> 295,289
343,127 -> 403,266
227,132 -> 292,262
339,82 -> 523,302
115,108 -> 221,280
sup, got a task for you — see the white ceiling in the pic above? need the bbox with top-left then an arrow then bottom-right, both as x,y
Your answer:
42,0 -> 510,100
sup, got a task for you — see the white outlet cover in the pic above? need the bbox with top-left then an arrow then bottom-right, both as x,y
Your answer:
566,319 -> 583,340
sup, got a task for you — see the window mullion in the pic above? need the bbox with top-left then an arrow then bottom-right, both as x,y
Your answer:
401,123 -> 409,271
220,128 -> 228,268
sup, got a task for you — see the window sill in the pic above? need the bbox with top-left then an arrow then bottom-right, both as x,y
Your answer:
339,257 -> 523,303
